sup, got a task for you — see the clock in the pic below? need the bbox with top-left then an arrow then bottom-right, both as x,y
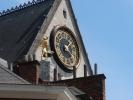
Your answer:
50,26 -> 80,72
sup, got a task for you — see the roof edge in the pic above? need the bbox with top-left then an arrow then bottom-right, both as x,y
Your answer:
0,84 -> 77,100
0,0 -> 50,17
54,74 -> 106,82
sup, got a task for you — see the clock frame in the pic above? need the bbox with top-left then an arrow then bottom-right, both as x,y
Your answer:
50,26 -> 80,72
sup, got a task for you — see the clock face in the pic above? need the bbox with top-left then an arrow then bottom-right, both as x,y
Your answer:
50,27 -> 80,72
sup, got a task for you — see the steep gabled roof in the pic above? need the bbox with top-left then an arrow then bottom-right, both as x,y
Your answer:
0,0 -> 55,62
0,63 -> 29,84
0,0 -> 93,75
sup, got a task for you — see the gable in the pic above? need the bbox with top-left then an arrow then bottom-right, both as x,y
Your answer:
32,0 -> 93,80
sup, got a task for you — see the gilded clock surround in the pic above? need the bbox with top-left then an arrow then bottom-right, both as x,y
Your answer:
50,26 -> 80,72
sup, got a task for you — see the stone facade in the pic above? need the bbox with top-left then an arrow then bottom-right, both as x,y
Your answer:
35,0 -> 90,80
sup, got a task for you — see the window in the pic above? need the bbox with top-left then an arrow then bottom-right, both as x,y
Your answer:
63,9 -> 67,19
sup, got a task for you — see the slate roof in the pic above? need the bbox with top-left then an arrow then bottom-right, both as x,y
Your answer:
0,63 -> 29,84
0,0 -> 55,62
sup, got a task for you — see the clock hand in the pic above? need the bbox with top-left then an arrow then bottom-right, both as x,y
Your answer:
67,42 -> 72,48
64,44 -> 75,60
64,45 -> 69,52
66,47 -> 75,59
64,42 -> 72,52
70,52 -> 75,60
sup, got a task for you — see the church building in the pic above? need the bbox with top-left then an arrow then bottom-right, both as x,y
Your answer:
0,0 -> 106,100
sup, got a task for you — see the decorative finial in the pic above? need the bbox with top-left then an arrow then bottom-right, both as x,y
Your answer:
0,0 -> 46,17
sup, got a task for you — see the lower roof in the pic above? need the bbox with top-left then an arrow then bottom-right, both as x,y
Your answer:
0,84 -> 77,100
0,63 -> 29,84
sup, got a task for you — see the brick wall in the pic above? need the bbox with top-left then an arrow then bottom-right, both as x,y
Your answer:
52,74 -> 106,100
13,61 -> 40,84
13,61 -> 106,100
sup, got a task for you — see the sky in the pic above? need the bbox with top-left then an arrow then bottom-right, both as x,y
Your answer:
0,0 -> 133,100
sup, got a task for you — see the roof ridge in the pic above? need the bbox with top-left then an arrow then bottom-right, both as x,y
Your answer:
0,0 -> 49,17
0,63 -> 30,84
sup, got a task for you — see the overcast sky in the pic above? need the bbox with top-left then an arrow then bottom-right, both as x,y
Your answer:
0,0 -> 133,100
